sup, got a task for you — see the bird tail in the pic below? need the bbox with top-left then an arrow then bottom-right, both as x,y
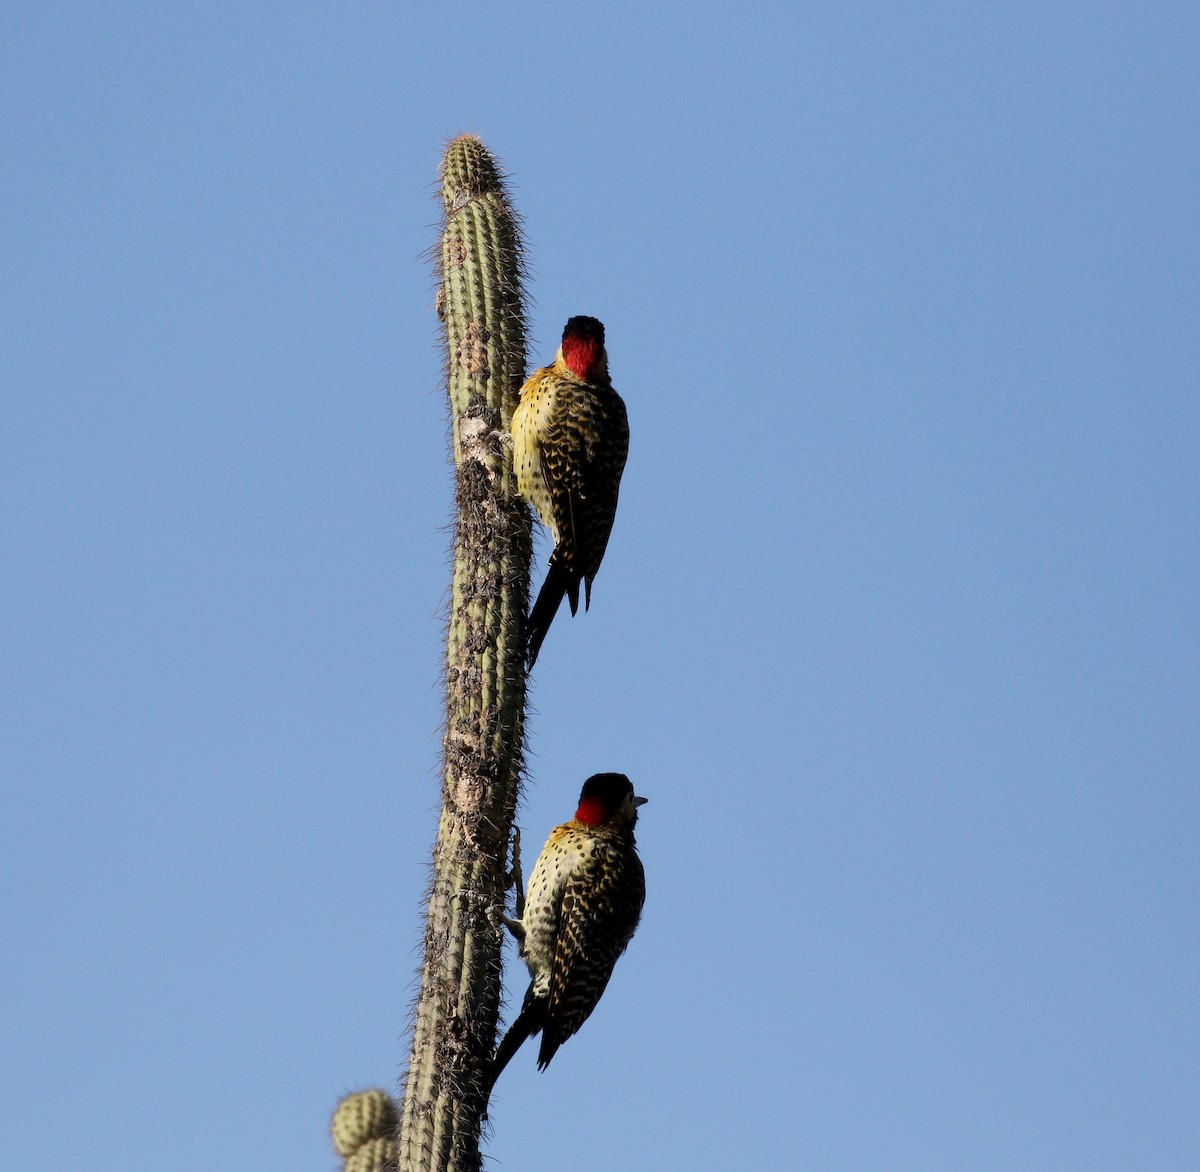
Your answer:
526,558 -> 578,667
483,988 -> 547,1106
536,1023 -> 566,1072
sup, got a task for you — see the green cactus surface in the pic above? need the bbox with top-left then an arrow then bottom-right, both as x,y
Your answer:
345,1136 -> 400,1172
332,1089 -> 400,1159
397,135 -> 532,1172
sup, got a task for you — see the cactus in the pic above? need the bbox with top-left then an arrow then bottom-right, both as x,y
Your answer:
332,1089 -> 400,1159
396,135 -> 532,1172
345,1137 -> 400,1172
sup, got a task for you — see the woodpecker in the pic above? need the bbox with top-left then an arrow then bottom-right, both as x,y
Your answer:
486,772 -> 647,1101
512,316 -> 629,666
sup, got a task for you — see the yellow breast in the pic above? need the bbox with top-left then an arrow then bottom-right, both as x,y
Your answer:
511,367 -> 561,539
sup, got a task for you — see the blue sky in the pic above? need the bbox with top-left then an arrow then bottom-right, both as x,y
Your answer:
3,3 -> 1197,1169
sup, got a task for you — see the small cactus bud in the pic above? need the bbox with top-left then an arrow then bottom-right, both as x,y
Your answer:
331,1089 -> 398,1158
344,1135 -> 398,1172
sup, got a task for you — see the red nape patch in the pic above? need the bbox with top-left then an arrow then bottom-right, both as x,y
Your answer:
574,794 -> 609,826
561,333 -> 602,380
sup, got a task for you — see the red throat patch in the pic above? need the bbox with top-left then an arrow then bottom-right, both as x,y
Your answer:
574,794 -> 609,826
561,333 -> 602,380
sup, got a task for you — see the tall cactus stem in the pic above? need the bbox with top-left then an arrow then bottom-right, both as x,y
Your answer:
397,134 -> 532,1172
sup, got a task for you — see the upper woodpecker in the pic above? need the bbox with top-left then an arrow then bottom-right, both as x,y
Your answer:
512,315 -> 629,666
485,772 -> 647,1101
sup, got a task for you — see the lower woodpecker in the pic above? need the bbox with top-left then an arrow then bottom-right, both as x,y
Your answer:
486,773 -> 647,1101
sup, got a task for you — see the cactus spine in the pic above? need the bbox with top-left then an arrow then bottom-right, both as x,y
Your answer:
397,135 -> 532,1172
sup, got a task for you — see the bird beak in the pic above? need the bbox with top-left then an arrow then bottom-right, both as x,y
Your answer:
633,796 -> 648,807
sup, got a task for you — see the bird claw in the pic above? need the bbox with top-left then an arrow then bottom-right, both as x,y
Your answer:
509,826 -> 526,920
487,827 -> 527,945
501,914 -> 525,945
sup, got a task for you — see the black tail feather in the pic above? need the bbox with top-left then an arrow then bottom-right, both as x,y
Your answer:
536,1024 -> 565,1072
483,991 -> 547,1105
526,560 -> 572,667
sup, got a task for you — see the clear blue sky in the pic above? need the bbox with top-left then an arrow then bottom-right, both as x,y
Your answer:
3,3 -> 1197,1169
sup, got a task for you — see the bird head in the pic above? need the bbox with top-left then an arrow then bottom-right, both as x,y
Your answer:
574,771 -> 647,827
559,315 -> 607,381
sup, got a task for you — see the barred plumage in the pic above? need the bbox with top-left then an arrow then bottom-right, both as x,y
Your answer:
486,773 -> 646,1100
512,316 -> 629,666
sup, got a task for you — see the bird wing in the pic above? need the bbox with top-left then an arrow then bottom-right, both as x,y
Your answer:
537,840 -> 645,1069
538,405 -> 589,574
539,385 -> 629,584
